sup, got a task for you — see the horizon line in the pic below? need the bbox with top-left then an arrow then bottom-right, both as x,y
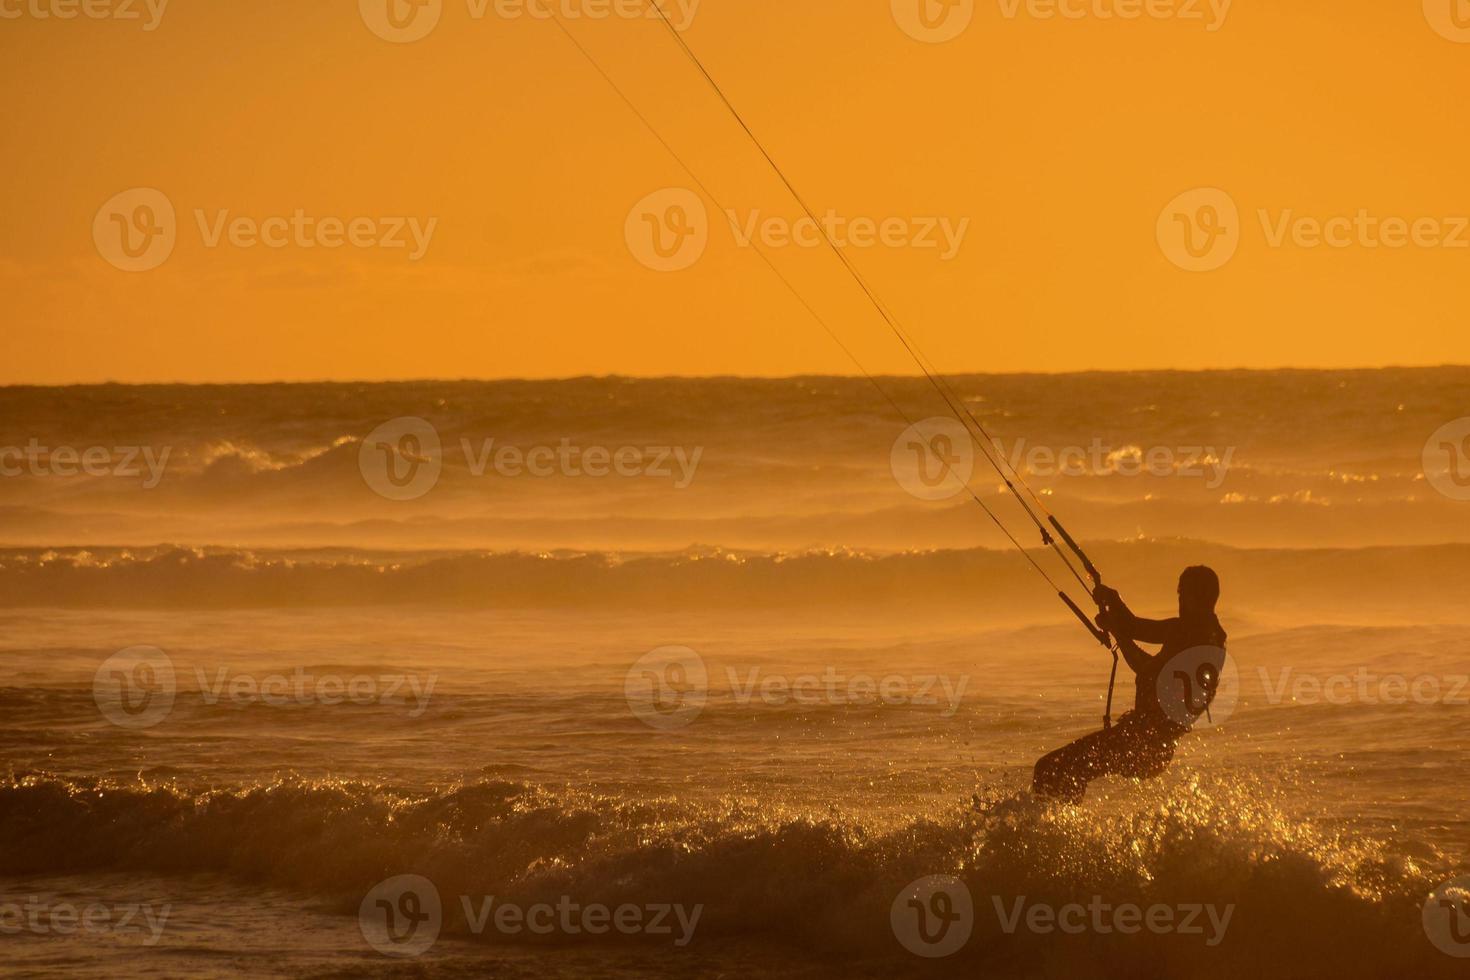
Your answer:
1,363 -> 1468,389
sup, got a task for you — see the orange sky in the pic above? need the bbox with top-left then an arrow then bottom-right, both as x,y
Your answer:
1,0 -> 1467,383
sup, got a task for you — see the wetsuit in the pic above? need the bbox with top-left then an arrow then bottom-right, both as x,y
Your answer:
1032,604 -> 1227,803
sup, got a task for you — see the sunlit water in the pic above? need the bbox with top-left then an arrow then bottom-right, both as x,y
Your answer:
1,372 -> 1467,976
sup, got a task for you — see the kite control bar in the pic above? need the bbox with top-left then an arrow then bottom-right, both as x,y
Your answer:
1049,516 -> 1101,584
1061,590 -> 1120,730
1060,592 -> 1111,648
1052,521 -> 1121,729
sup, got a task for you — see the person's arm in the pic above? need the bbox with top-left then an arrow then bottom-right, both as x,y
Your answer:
1094,586 -> 1175,644
1117,611 -> 1175,645
1115,633 -> 1154,676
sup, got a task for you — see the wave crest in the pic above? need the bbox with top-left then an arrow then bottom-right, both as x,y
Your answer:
0,774 -> 1452,974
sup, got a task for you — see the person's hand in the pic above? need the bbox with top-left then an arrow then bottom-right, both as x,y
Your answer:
1093,584 -> 1121,608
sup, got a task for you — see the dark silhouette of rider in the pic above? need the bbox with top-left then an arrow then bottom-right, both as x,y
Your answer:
1032,566 -> 1227,803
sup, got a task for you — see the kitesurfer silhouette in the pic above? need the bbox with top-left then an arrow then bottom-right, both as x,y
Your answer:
1032,566 -> 1227,803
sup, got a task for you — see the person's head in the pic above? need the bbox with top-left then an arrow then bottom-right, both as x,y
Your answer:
1178,565 -> 1220,617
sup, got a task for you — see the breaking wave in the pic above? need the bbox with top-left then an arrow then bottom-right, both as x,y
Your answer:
0,773 -> 1454,976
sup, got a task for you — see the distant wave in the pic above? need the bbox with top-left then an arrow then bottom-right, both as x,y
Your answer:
0,543 -> 1467,620
2,370 -> 1467,556
0,773 -> 1454,976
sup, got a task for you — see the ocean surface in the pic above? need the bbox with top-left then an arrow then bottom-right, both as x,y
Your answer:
1,370 -> 1468,977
